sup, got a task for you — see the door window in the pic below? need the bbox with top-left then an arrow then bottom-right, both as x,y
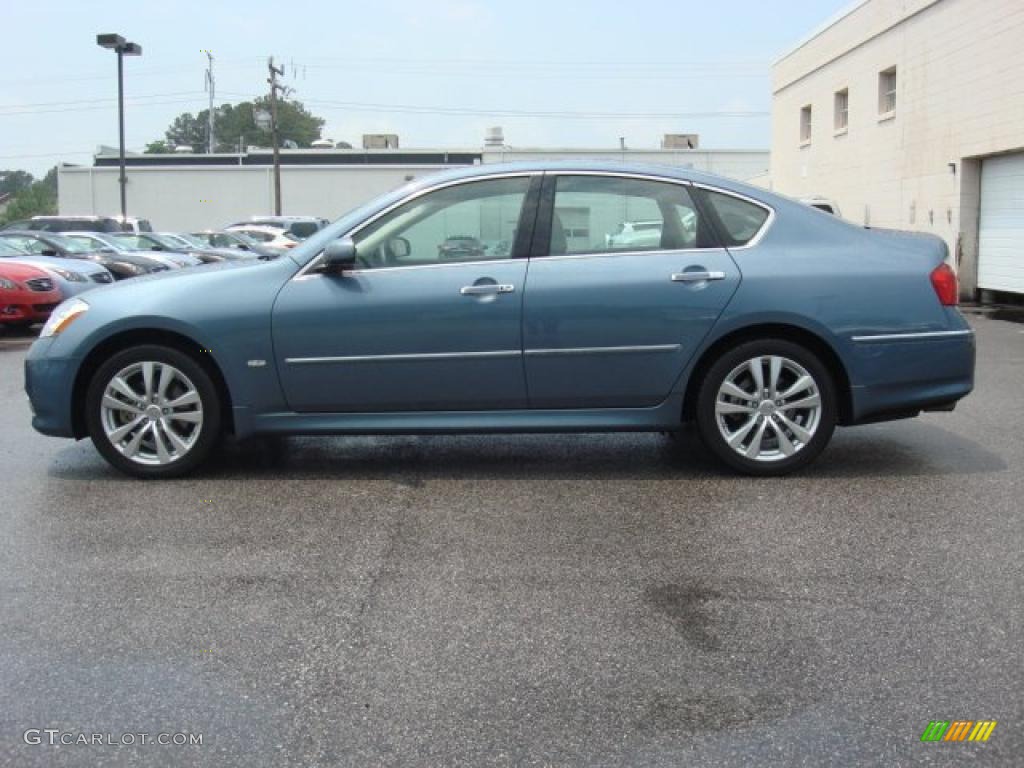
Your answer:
546,176 -> 716,256
351,177 -> 530,269
699,190 -> 771,247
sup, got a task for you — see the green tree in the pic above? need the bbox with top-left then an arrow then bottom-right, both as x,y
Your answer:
0,170 -> 35,197
0,168 -> 57,225
144,140 -> 174,154
150,99 -> 325,153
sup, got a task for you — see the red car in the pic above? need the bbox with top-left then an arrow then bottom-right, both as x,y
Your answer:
0,262 -> 63,327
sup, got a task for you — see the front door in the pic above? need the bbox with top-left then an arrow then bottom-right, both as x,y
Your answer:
273,175 -> 536,412
523,174 -> 753,408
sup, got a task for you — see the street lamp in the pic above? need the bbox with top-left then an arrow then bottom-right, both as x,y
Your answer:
96,34 -> 142,221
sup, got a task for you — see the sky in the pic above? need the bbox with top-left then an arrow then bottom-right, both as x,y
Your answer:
2,0 -> 852,178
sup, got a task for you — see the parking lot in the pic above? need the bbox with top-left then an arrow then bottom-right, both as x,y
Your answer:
0,314 -> 1020,766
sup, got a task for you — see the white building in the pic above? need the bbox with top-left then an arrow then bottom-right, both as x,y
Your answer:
770,0 -> 1024,298
57,138 -> 768,233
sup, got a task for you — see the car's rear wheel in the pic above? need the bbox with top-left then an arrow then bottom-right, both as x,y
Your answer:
85,345 -> 221,478
695,339 -> 837,475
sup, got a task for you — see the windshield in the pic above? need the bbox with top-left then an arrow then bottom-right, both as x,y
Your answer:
45,234 -> 94,253
110,234 -> 148,250
0,239 -> 28,256
65,235 -> 116,252
175,234 -> 206,247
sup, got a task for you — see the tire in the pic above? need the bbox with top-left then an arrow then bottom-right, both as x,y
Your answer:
85,344 -> 222,478
694,339 -> 837,476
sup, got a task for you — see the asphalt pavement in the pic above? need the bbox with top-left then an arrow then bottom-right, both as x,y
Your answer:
1,316 -> 1021,767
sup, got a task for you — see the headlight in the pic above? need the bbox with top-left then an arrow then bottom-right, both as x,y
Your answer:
50,267 -> 87,283
118,262 -> 145,275
39,298 -> 89,338
0,277 -> 17,290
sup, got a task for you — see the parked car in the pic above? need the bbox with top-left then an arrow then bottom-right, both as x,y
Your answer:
605,220 -> 662,250
106,234 -> 203,267
0,262 -> 63,328
59,232 -> 186,271
0,230 -> 163,280
224,224 -> 299,252
0,234 -> 114,295
149,233 -> 256,264
226,216 -> 328,240
24,163 -> 974,479
438,235 -> 486,261
800,197 -> 842,217
25,215 -> 154,233
187,230 -> 279,259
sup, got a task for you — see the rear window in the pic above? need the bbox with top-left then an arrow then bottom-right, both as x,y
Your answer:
30,217 -> 123,233
700,190 -> 771,247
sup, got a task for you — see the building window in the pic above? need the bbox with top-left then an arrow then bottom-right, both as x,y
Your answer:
834,88 -> 849,133
878,67 -> 897,116
800,105 -> 812,145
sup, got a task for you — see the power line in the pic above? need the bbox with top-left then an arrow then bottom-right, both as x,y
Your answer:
218,92 -> 768,120
0,95 -> 209,117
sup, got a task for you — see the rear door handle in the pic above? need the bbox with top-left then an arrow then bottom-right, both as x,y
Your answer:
671,270 -> 726,283
460,284 -> 515,296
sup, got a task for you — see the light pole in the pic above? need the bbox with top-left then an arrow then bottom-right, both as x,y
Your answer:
96,34 -> 142,221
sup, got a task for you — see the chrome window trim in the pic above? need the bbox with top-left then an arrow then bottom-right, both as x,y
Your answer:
690,182 -> 776,250
286,350 -> 521,365
293,258 -> 520,279
525,344 -> 681,357
534,246 -> 728,263
292,171 -> 537,281
851,329 -> 975,343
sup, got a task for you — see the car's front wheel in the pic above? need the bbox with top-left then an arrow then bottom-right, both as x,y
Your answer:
85,345 -> 221,478
695,339 -> 837,476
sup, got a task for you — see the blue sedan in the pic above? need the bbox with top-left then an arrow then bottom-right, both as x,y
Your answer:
24,163 -> 974,478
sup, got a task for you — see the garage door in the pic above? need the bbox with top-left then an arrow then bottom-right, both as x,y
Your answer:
978,153 -> 1024,294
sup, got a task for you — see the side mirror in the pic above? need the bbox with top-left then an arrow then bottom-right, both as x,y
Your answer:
323,238 -> 357,272
41,248 -> 58,257
387,236 -> 410,260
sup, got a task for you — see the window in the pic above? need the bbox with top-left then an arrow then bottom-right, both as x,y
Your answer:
351,177 -> 529,269
834,88 -> 849,132
800,105 -> 812,145
546,176 -> 715,256
878,67 -> 896,115
700,190 -> 771,247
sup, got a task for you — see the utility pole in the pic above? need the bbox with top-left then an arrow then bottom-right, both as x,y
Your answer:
267,57 -> 286,215
204,50 -> 215,154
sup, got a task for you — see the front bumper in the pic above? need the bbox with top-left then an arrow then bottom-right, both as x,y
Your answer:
24,338 -> 78,438
848,330 -> 975,423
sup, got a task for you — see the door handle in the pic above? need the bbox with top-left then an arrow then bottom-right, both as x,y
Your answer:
460,284 -> 515,296
670,270 -> 726,283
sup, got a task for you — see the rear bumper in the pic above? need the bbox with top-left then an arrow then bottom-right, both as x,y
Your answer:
848,329 -> 975,424
24,339 -> 77,438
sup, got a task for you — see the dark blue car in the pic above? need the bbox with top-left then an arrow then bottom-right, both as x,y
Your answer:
25,163 -> 975,478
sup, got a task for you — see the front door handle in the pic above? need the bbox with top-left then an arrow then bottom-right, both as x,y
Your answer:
670,270 -> 726,283
460,284 -> 515,296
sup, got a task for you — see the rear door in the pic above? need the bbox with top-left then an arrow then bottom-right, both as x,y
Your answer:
522,173 -> 745,408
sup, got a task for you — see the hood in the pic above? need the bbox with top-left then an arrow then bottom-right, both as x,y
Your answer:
0,261 -> 50,282
2,255 -> 106,276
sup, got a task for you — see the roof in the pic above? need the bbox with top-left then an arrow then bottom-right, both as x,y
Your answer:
773,0 -> 870,64
390,159 -> 768,197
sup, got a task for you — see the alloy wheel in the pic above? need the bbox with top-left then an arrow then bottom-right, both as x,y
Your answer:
99,361 -> 204,466
714,355 -> 822,463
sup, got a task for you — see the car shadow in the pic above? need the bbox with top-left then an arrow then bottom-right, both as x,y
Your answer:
46,418 -> 1004,483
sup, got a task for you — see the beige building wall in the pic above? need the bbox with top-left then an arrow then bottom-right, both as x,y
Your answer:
770,0 -> 1024,295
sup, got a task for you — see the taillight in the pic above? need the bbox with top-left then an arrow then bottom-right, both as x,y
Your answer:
930,263 -> 958,306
